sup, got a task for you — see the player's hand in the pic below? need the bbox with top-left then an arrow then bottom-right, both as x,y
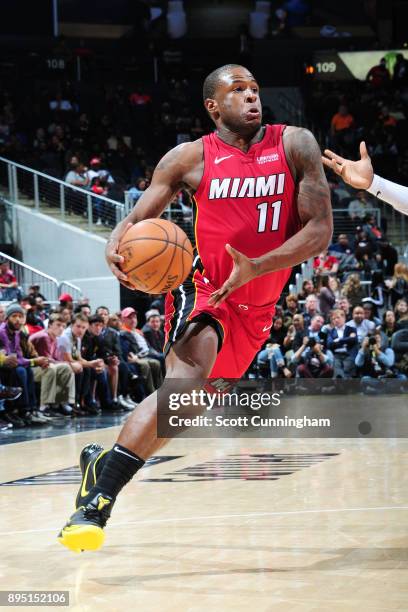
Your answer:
208,244 -> 257,307
105,222 -> 135,290
322,141 -> 374,190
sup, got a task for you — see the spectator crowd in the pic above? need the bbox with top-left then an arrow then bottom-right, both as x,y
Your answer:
0,279 -> 166,431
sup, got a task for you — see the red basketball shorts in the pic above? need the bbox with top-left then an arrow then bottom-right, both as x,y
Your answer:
164,269 -> 275,378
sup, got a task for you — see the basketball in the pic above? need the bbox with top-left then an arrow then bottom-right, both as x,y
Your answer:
118,218 -> 194,293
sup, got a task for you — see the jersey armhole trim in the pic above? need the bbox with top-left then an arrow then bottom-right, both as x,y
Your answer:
193,135 -> 210,201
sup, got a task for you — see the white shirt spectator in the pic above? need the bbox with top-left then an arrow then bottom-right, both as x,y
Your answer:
347,318 -> 375,342
57,328 -> 82,361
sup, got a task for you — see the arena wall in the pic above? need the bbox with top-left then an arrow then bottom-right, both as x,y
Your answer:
12,204 -> 120,311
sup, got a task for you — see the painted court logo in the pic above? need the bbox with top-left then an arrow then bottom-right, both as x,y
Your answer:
256,153 -> 279,164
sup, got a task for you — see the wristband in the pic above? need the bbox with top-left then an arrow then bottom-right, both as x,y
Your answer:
30,359 -> 35,367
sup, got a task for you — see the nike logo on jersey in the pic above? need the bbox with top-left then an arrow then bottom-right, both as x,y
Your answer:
214,155 -> 234,164
262,324 -> 273,332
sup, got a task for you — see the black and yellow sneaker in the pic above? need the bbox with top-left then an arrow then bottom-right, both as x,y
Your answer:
57,492 -> 113,553
75,443 -> 109,510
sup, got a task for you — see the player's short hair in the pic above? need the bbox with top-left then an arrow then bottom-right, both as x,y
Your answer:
203,64 -> 245,100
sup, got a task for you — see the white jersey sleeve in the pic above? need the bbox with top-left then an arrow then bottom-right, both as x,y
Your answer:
367,174 -> 408,216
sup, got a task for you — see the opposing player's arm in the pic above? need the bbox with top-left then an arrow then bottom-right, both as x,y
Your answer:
254,128 -> 332,275
106,141 -> 202,286
322,142 -> 408,216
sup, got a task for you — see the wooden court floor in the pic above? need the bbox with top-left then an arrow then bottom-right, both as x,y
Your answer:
1,423 -> 408,612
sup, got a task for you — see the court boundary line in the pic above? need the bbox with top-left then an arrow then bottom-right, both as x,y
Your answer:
2,505 -> 408,537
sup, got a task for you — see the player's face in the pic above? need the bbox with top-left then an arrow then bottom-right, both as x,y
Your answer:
211,68 -> 262,132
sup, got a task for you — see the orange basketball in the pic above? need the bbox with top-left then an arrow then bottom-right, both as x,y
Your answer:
118,218 -> 194,294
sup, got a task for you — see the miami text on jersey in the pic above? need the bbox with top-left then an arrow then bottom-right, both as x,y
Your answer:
208,173 -> 286,200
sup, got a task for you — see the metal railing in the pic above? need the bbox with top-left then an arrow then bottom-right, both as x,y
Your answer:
0,157 -> 126,234
332,208 -> 381,238
0,250 -> 82,303
124,190 -> 194,244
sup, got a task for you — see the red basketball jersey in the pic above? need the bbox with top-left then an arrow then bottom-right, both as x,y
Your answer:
193,124 -> 301,307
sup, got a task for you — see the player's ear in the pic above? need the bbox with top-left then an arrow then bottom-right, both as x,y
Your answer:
204,98 -> 219,120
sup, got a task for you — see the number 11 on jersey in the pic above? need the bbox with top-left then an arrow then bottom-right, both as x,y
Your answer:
257,200 -> 282,233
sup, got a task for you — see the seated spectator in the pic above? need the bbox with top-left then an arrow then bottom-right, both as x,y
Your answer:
363,214 -> 384,243
354,229 -> 374,262
59,293 -> 74,309
74,303 -> 91,318
28,284 -> 46,301
142,312 -> 165,353
283,293 -> 299,327
302,294 -> 320,327
298,279 -> 315,301
57,313 -> 102,415
257,315 -> 290,378
395,299 -> 408,330
127,177 -> 148,205
84,315 -> 128,412
120,307 -> 163,392
20,296 -> 45,335
313,250 -> 339,275
330,234 -> 353,255
341,273 -> 366,308
330,105 -> 355,151
318,276 -> 337,318
348,191 -> 372,221
283,313 -> 305,354
0,304 -> 49,427
381,310 -> 397,341
86,157 -> 114,185
361,270 -> 385,317
292,336 -> 333,379
96,306 -> 139,409
90,176 -> 108,226
0,260 -> 21,301
386,263 -> 408,306
363,302 -> 381,327
356,332 -> 404,392
30,314 -> 75,416
34,296 -> 48,321
366,58 -> 390,89
391,328 -> 408,377
327,309 -> 358,378
336,295 -> 352,321
347,305 -> 375,342
65,162 -> 89,188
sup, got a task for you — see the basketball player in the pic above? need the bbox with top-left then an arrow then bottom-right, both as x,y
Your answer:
58,64 -> 332,552
322,142 -> 408,216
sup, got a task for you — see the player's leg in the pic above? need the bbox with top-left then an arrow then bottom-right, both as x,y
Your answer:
58,321 -> 218,552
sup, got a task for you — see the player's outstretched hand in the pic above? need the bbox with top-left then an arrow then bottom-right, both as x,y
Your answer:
105,222 -> 135,290
208,244 -> 257,308
322,141 -> 374,190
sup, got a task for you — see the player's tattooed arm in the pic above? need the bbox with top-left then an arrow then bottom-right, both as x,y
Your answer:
254,127 -> 333,276
106,140 -> 203,287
